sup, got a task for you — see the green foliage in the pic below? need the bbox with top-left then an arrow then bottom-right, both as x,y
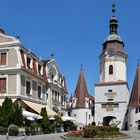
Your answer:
12,103 -> 23,127
0,97 -> 13,127
30,122 -> 39,129
0,97 -> 23,127
54,115 -> 62,128
40,107 -> 50,131
63,120 -> 77,132
0,126 -> 8,135
9,124 -> 19,136
83,125 -> 121,138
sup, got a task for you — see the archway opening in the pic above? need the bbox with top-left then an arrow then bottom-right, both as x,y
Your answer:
103,116 -> 116,126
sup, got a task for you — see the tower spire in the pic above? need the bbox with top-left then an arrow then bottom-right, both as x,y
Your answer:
109,4 -> 118,35
80,64 -> 83,71
112,4 -> 115,15
138,59 -> 140,67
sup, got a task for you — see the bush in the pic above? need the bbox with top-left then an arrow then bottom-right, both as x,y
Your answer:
63,121 -> 77,132
0,126 -> 8,135
83,125 -> 120,138
9,124 -> 19,136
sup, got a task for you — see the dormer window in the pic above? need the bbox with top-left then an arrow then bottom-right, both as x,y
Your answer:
109,65 -> 113,75
38,64 -> 41,75
27,57 -> 31,69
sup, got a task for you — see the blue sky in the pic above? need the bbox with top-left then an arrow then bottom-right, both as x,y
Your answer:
0,0 -> 140,96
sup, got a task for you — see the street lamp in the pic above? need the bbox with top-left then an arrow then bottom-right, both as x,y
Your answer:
86,112 -> 88,125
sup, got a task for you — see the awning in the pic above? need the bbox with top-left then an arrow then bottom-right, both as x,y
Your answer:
22,110 -> 43,120
22,100 -> 57,117
62,115 -> 75,121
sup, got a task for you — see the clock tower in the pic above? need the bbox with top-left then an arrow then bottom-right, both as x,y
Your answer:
95,5 -> 129,130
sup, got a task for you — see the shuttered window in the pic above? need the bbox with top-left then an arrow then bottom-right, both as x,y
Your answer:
26,81 -> 31,95
38,86 -> 41,98
0,53 -> 6,65
0,78 -> 6,93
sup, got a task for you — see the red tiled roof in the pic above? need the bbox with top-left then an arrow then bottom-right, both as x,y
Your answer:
95,80 -> 126,85
128,66 -> 140,106
74,69 -> 89,108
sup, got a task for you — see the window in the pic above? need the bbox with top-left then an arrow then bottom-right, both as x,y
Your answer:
136,108 -> 138,113
38,86 -> 41,98
0,52 -> 6,65
89,115 -> 91,119
135,108 -> 140,114
55,91 -> 57,101
107,99 -> 113,101
27,57 -> 31,68
0,78 -> 6,93
109,65 -> 113,75
51,74 -> 54,80
52,90 -> 54,100
38,64 -> 41,75
26,81 -> 31,95
108,89 -> 112,92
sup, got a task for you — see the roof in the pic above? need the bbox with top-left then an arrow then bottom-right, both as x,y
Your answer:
105,34 -> 122,42
128,66 -> 140,107
95,80 -> 127,86
74,69 -> 89,108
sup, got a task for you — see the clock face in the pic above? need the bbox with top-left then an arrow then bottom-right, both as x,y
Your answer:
109,53 -> 113,57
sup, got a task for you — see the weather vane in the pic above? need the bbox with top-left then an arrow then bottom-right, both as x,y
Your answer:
112,4 -> 116,14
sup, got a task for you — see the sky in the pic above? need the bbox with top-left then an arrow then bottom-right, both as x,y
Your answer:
0,0 -> 140,97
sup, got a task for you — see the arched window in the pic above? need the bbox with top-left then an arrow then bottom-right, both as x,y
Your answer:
109,65 -> 113,75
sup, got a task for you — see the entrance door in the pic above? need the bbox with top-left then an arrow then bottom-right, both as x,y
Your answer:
103,116 -> 116,126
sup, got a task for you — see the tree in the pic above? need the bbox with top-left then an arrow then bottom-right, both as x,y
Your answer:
40,107 -> 50,132
12,103 -> 23,127
1,97 -> 13,127
54,115 -> 62,128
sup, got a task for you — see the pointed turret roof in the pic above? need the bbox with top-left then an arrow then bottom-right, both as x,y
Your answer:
128,65 -> 140,107
74,66 -> 89,108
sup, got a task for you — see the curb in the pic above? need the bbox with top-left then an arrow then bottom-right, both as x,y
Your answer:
61,135 -> 68,139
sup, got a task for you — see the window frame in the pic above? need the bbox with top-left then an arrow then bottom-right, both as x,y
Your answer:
109,65 -> 113,75
0,52 -> 7,66
37,85 -> 42,99
0,77 -> 6,93
26,80 -> 31,95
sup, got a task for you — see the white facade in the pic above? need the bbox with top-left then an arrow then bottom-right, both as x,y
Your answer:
71,109 -> 93,127
95,83 -> 129,129
100,50 -> 127,82
46,59 -> 67,113
0,30 -> 67,115
127,107 -> 140,130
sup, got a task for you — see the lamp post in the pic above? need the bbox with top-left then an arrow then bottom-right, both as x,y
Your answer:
86,112 -> 88,125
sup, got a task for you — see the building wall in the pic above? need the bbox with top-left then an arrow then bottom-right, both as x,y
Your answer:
100,55 -> 127,82
20,72 -> 46,103
95,84 -> 129,129
127,107 -> 140,130
8,48 -> 18,68
8,74 -> 17,95
71,108 -> 93,127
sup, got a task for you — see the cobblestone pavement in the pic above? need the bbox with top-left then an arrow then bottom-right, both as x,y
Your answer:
121,131 -> 140,140
1,131 -> 140,140
24,133 -> 66,140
